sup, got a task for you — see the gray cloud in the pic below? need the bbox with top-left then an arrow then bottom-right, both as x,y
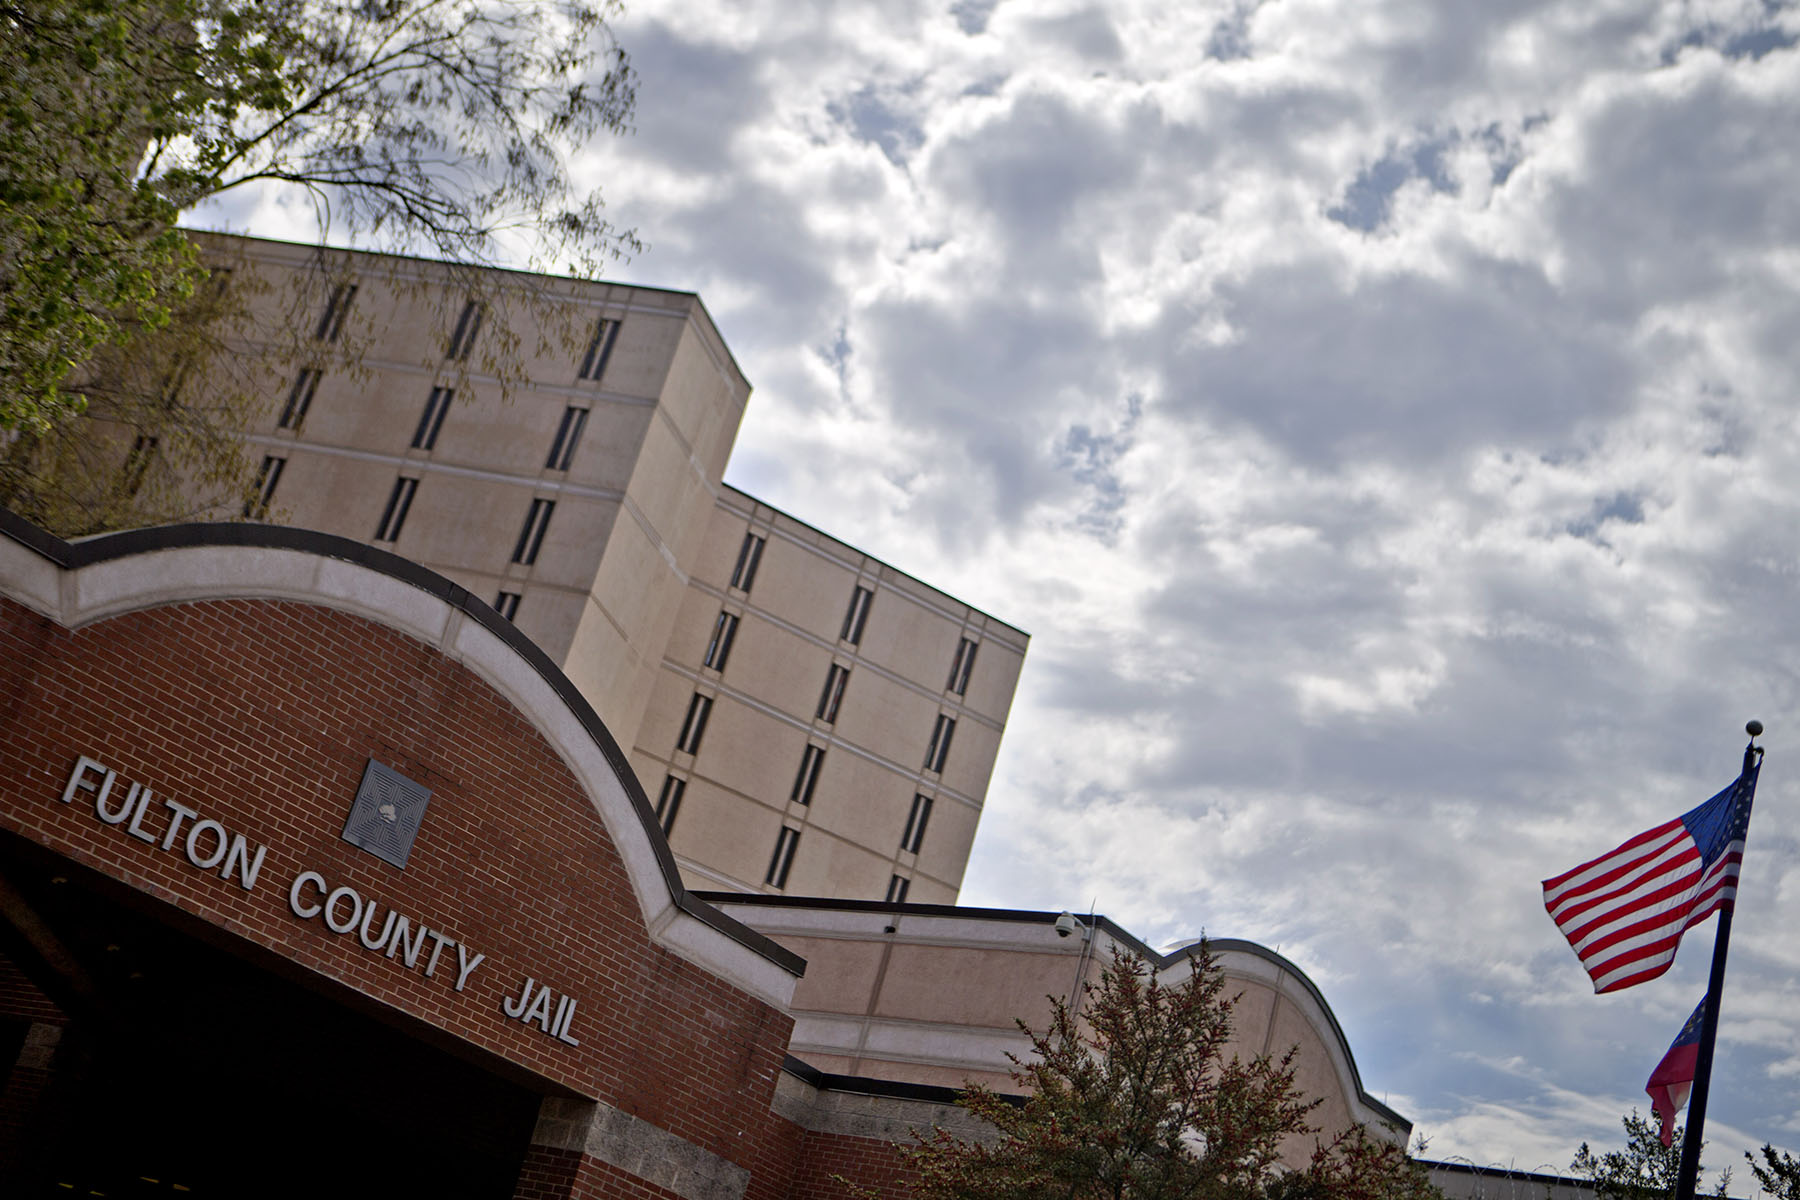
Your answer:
1150,261 -> 1635,466
617,23 -> 770,173
927,88 -> 1146,275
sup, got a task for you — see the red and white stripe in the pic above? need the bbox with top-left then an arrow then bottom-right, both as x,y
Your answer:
1543,818 -> 1744,994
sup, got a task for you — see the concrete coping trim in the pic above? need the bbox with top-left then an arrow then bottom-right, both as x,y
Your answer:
0,512 -> 806,1002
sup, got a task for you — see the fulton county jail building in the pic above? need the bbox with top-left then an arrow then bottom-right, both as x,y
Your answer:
0,516 -> 1409,1197
201,232 -> 1027,909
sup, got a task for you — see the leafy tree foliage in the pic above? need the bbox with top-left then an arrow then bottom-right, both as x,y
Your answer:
895,945 -> 1441,1200
1,0 -> 636,431
1262,1127 -> 1443,1200
1745,1143 -> 1800,1200
1570,1110 -> 1729,1200
2,0 -> 211,432
0,254 -> 281,534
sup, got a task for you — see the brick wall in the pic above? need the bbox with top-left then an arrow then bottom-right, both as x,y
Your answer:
515,1146 -> 693,1200
0,952 -> 62,1026
0,593 -> 794,1179
786,1129 -> 916,1200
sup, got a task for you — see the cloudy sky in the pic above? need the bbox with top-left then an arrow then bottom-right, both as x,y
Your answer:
203,0 -> 1800,1185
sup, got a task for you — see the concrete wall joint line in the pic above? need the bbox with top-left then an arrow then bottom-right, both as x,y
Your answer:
576,591 -> 644,657
851,930 -> 898,1076
657,661 -> 983,811
683,579 -> 1007,735
715,492 -> 1028,645
619,495 -> 688,580
682,307 -> 744,393
231,344 -> 669,407
715,501 -> 999,637
680,809 -> 958,895
56,561 -> 79,628
437,605 -> 467,659
242,435 -> 631,503
669,854 -> 746,893
225,243 -> 704,318
644,401 -> 739,509
1259,988 -> 1283,1059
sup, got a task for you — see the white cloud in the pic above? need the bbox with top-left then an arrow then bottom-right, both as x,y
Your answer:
211,0 -> 1800,1174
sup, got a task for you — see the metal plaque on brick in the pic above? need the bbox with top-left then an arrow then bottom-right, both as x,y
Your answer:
341,759 -> 431,869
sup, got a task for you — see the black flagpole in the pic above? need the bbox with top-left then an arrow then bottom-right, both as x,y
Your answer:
1673,721 -> 1764,1200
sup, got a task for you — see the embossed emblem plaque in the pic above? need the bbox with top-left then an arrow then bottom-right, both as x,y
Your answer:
341,759 -> 431,869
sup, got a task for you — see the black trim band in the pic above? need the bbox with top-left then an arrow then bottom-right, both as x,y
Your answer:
780,1056 -> 1025,1108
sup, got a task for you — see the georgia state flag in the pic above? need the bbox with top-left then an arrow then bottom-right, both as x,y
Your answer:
1648,996 -> 1708,1147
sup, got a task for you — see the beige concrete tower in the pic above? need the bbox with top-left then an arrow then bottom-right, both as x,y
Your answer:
204,233 -> 1026,902
634,490 -> 1026,902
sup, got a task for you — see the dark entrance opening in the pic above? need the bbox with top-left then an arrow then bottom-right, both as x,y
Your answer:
0,837 -> 541,1199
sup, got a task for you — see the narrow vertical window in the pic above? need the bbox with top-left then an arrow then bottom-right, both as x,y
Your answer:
655,775 -> 686,837
446,300 -> 485,361
493,590 -> 521,621
512,498 -> 555,565
315,283 -> 357,342
374,476 -> 419,542
791,745 -> 825,806
676,693 -> 713,755
156,361 -> 193,407
545,406 -> 590,470
885,875 -> 911,903
412,386 -> 454,450
578,317 -> 620,381
704,612 -> 739,672
120,435 -> 157,497
947,637 -> 979,695
730,532 -> 765,593
901,793 -> 933,854
243,455 -> 285,518
924,715 -> 955,773
841,585 -> 873,644
279,369 -> 320,431
765,827 -> 800,888
816,664 -> 849,723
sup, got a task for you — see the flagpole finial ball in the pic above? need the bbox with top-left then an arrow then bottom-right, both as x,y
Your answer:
1747,720 -> 1764,739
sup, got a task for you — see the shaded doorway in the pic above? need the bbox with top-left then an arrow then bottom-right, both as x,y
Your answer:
0,836 -> 542,1199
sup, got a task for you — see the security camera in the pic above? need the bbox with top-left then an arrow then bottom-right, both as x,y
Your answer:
1054,911 -> 1079,938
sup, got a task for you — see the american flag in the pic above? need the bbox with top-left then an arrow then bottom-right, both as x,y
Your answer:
1542,763 -> 1758,994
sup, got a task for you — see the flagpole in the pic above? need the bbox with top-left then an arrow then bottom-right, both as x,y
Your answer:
1673,722 -> 1763,1200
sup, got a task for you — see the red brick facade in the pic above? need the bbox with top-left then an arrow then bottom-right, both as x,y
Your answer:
787,1131 -> 916,1200
0,957 -> 59,1028
0,527 -> 925,1200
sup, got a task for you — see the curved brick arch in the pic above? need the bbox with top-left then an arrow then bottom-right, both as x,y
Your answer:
0,512 -> 870,1199
0,513 -> 800,1012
